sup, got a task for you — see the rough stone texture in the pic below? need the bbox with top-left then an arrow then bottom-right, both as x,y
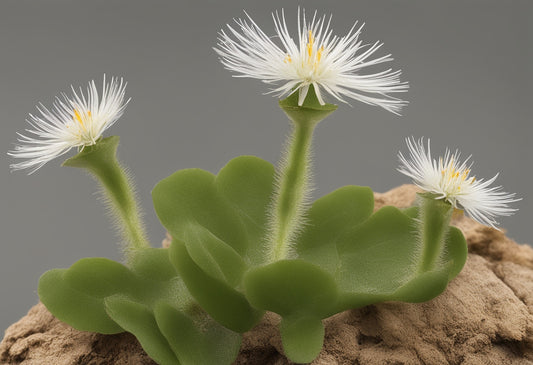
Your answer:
2,185 -> 533,365
0,303 -> 156,365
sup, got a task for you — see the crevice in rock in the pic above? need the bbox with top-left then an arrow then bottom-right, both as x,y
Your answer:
357,333 -> 382,346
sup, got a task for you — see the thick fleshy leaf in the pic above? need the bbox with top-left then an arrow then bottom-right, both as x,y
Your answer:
155,302 -> 241,365
244,260 -> 338,318
296,186 -> 374,274
181,224 -> 246,288
336,206 -> 416,294
63,257 -> 136,298
334,205 -> 467,310
244,260 -> 337,363
150,154 -> 467,364
280,315 -> 324,364
129,248 -> 178,282
39,269 -> 122,334
38,248 -> 242,365
442,226 -> 468,279
387,267 -> 451,303
153,168 -> 251,297
152,156 -> 275,332
169,239 -> 263,332
402,206 -> 419,218
152,168 -> 248,257
216,156 -> 275,266
105,296 -> 180,365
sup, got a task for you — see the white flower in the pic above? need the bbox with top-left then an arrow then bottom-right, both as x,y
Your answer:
9,76 -> 129,174
398,137 -> 519,228
215,8 -> 408,114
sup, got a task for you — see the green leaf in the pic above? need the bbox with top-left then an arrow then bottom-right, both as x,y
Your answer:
244,260 -> 338,318
129,248 -> 178,282
296,186 -> 374,274
388,267 -> 451,303
244,260 -> 335,363
216,156 -> 275,266
152,156 -> 275,332
442,226 -> 468,279
63,257 -> 136,297
39,249 -> 242,365
152,168 -> 248,256
181,224 -> 246,288
402,206 -> 419,218
333,205 -> 467,310
336,206 -> 416,295
155,302 -> 241,365
105,296 -> 180,365
38,269 -> 122,334
169,239 -> 263,332
280,315 -> 324,364
150,154 -> 468,364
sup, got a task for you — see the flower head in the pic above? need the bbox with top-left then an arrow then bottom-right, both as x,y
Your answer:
9,76 -> 129,173
398,138 -> 519,228
215,8 -> 408,114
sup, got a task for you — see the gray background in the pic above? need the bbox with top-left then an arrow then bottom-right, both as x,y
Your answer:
1,0 -> 531,333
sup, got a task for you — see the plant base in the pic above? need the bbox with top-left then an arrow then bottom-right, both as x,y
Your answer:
2,186 -> 533,365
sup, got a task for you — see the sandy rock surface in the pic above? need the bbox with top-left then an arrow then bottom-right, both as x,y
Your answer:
2,185 -> 533,365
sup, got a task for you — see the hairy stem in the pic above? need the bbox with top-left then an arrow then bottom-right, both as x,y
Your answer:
63,136 -> 151,257
268,121 -> 316,262
417,194 -> 453,273
266,86 -> 337,262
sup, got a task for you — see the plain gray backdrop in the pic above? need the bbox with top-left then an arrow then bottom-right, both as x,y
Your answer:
1,0 -> 531,333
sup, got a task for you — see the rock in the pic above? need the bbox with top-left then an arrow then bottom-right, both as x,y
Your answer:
0,303 -> 156,365
2,185 -> 533,364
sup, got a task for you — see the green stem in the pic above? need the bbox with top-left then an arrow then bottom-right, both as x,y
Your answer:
417,194 -> 453,273
268,121 -> 316,262
63,136 -> 151,256
267,86 -> 337,262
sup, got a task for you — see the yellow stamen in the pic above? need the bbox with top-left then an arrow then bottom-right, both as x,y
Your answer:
284,54 -> 292,64
74,109 -> 84,127
307,30 -> 315,59
317,46 -> 324,63
73,110 -> 91,131
441,163 -> 476,186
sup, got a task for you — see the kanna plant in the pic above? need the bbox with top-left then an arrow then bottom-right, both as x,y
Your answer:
9,78 -> 241,365
398,137 -> 519,229
397,137 -> 520,273
10,8 -> 519,365
153,8 -> 469,363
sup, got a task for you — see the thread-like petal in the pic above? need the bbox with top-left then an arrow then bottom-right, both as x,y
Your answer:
215,8 -> 408,114
9,76 -> 129,174
398,137 -> 520,228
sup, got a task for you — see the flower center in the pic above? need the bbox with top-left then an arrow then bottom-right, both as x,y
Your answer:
67,109 -> 98,145
73,109 -> 92,131
284,30 -> 325,80
440,157 -> 476,195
